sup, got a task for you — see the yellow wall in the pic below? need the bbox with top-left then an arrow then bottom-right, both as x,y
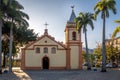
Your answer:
25,49 -> 66,67
24,33 -> 81,69
25,36 -> 67,68
70,46 -> 79,69
25,50 -> 41,67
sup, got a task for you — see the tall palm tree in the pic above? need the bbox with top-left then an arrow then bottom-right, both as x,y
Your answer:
94,0 -> 116,72
0,0 -> 8,74
75,12 -> 95,70
6,0 -> 29,72
0,16 -> 2,74
112,20 -> 120,38
0,0 -> 14,73
0,0 -> 29,73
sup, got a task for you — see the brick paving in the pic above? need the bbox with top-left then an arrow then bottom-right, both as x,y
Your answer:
0,68 -> 120,80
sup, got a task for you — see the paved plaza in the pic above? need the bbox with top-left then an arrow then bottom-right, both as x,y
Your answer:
0,68 -> 120,80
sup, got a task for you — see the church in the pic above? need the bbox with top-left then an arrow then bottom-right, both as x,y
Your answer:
21,8 -> 83,70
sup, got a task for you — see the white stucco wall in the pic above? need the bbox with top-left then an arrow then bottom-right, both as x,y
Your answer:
25,50 -> 41,67
25,36 -> 67,68
25,49 -> 66,67
70,46 -> 79,69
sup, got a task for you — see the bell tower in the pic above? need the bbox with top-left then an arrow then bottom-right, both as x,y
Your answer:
65,6 -> 82,69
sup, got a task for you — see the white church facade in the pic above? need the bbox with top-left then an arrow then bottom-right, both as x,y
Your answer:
21,8 -> 83,70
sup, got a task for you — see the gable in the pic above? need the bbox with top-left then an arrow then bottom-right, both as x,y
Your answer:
24,35 -> 66,50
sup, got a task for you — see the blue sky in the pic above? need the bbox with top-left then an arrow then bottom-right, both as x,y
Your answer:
18,0 -> 120,49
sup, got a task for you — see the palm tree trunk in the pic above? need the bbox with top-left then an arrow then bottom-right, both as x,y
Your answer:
3,53 -> 6,68
85,30 -> 91,70
101,12 -> 106,72
0,18 -> 2,74
9,20 -> 13,72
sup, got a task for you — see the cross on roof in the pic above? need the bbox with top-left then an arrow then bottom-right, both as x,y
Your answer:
44,22 -> 49,29
71,5 -> 74,11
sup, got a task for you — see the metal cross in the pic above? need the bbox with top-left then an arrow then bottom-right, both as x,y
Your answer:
44,22 -> 49,29
71,5 -> 74,10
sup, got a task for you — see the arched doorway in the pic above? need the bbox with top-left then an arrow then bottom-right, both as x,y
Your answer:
42,57 -> 49,69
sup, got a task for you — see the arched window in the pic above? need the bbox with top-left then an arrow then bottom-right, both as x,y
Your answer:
51,47 -> 56,53
72,32 -> 76,40
36,47 -> 40,53
44,47 -> 48,53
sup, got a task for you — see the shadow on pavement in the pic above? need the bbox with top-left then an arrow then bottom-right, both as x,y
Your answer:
13,68 -> 32,80
0,71 -> 19,80
1,67 -> 119,80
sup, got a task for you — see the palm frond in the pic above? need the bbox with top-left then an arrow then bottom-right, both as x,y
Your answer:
112,26 -> 120,38
94,10 -> 100,19
94,0 -> 116,19
114,20 -> 120,23
75,12 -> 94,34
17,10 -> 29,20
88,20 -> 94,30
105,10 -> 109,18
11,0 -> 24,10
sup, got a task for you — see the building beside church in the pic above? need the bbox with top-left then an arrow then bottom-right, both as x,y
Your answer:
21,8 -> 82,70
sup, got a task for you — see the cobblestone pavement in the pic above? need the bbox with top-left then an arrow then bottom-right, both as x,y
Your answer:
0,68 -> 120,80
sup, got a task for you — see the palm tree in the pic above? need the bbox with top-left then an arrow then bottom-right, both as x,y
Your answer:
112,20 -> 120,38
6,0 -> 29,72
94,0 -> 116,72
0,16 -> 2,74
0,0 -> 30,73
75,12 -> 95,70
0,0 -> 13,74
0,0 -> 8,74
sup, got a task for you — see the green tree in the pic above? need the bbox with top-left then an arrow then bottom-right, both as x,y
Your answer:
14,26 -> 37,45
94,47 -> 102,60
2,35 -> 9,68
94,46 -> 102,67
90,54 -> 95,66
0,0 -> 10,74
2,22 -> 37,68
106,45 -> 118,63
75,12 -> 95,70
2,0 -> 29,72
111,20 -> 120,65
94,0 -> 116,72
82,51 -> 86,63
94,45 -> 118,65
0,0 -> 37,73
